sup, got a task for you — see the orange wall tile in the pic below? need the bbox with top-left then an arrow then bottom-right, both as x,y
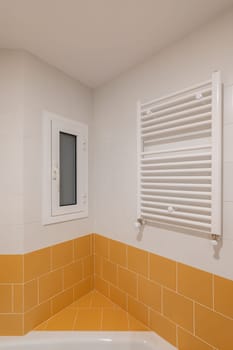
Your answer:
0,234 -> 93,335
118,266 -> 137,298
0,285 -> 12,313
0,255 -> 23,283
64,261 -> 83,289
163,288 -> 193,332
94,234 -> 109,258
94,275 -> 109,297
24,301 -> 51,334
128,245 -> 148,277
0,314 -> 23,335
103,258 -> 117,285
51,287 -> 74,314
51,240 -> 73,270
178,327 -> 214,350
149,309 -> 177,346
127,295 -> 148,325
149,253 -> 176,290
214,275 -> 233,319
138,276 -> 161,312
13,284 -> 23,313
83,255 -> 93,276
93,234 -> 233,350
39,269 -> 63,303
109,239 -> 127,267
24,247 -> 50,282
0,255 -> 24,335
0,231 -> 233,350
195,303 -> 233,350
24,279 -> 38,311
178,263 -> 213,307
109,285 -> 127,309
94,254 -> 102,276
74,235 -> 91,259
74,276 -> 93,299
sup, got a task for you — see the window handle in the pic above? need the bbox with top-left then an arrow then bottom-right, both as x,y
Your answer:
52,167 -> 58,180
52,164 -> 60,191
82,193 -> 87,204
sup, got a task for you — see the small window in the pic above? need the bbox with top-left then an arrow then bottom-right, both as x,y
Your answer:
42,111 -> 88,225
59,132 -> 77,207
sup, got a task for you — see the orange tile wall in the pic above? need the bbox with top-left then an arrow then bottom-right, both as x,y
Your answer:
0,235 -> 93,335
0,255 -> 24,335
0,232 -> 232,350
93,234 -> 233,350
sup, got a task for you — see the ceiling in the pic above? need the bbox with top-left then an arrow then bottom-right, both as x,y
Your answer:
0,0 -> 233,87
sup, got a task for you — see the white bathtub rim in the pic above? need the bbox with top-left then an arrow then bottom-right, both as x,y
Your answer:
0,331 -> 177,349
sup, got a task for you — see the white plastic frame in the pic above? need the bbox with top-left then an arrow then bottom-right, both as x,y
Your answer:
42,111 -> 88,225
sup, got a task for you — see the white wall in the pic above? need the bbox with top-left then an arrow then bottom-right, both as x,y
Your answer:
93,10 -> 233,280
23,53 -> 93,252
1,10 -> 233,280
0,50 -> 93,253
0,50 -> 24,253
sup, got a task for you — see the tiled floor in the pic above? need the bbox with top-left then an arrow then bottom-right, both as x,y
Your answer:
35,291 -> 148,331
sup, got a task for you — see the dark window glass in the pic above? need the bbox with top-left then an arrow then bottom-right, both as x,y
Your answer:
59,132 -> 77,206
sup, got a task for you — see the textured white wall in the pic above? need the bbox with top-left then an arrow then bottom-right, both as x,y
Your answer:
0,50 -> 94,253
22,53 -> 94,252
93,10 -> 233,280
0,50 -> 24,253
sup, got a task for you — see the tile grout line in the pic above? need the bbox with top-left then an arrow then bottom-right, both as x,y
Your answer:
161,286 -> 164,315
212,274 -> 215,311
85,248 -> 233,332
22,254 -> 25,334
72,308 -> 79,330
178,324 -> 217,349
49,247 -> 52,272
176,325 -> 178,348
35,278 -> 39,306
11,283 -> 14,313
24,234 -> 233,337
0,312 -> 25,316
147,252 -> 150,279
193,300 -> 195,335
101,263 -> 198,324
100,307 -> 103,330
126,310 -> 130,330
195,300 -> 233,321
0,282 -> 22,286
72,240 -> 75,263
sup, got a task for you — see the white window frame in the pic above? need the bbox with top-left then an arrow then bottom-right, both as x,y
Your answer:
42,111 -> 88,225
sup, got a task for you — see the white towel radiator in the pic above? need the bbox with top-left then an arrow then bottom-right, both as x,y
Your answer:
137,71 -> 222,243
